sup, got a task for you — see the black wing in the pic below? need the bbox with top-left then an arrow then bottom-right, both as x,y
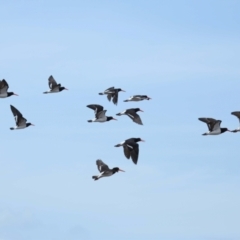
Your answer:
48,75 -> 58,90
123,145 -> 131,159
87,104 -> 104,115
231,111 -> 240,120
104,87 -> 115,94
125,109 -> 143,125
126,142 -> 139,164
96,160 -> 110,173
107,94 -> 113,101
0,79 -> 9,94
198,118 -> 218,131
10,105 -> 27,126
112,91 -> 118,105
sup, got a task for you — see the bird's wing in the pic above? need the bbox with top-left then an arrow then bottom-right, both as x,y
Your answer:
104,87 -> 115,93
87,104 -> 104,114
96,160 -> 110,172
127,142 -> 139,164
96,110 -> 107,119
198,118 -> 218,131
212,120 -> 222,131
126,110 -> 143,125
123,145 -> 131,159
0,79 -> 9,93
107,93 -> 113,101
48,75 -> 58,90
112,91 -> 118,105
10,105 -> 27,126
231,111 -> 240,120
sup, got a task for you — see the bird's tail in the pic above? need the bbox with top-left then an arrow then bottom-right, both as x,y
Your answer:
92,176 -> 99,180
10,127 -> 14,130
114,144 -> 122,147
202,133 -> 208,136
123,100 -> 129,102
88,120 -> 92,123
116,113 -> 122,116
43,91 -> 48,94
99,93 -> 104,95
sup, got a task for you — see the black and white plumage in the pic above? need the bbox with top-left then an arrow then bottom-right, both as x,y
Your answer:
99,87 -> 125,105
87,104 -> 117,123
92,159 -> 125,180
10,105 -> 34,130
116,108 -> 144,125
114,138 -> 144,164
43,75 -> 68,94
198,118 -> 229,135
231,112 -> 240,132
0,79 -> 18,98
124,95 -> 151,102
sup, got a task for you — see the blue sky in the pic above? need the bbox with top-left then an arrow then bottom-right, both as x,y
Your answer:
0,0 -> 240,239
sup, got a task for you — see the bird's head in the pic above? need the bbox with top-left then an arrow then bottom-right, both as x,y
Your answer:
8,92 -> 18,97
135,108 -> 144,112
113,167 -> 125,173
116,88 -> 125,92
134,138 -> 145,142
60,87 -> 68,91
107,117 -> 117,121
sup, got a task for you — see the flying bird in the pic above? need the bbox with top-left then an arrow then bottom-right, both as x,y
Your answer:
10,105 -> 34,130
92,159 -> 125,180
99,87 -> 125,105
231,112 -> 240,132
87,104 -> 117,123
0,79 -> 18,98
114,138 -> 144,164
116,108 -> 144,125
43,75 -> 68,94
124,95 -> 151,102
198,117 -> 229,135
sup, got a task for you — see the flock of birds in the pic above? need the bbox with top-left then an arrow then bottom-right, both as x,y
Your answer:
2,76 -> 239,180
0,77 -> 152,181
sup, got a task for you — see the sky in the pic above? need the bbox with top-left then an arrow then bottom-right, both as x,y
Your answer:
0,0 -> 240,239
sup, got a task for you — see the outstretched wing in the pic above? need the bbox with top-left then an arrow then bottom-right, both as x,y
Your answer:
0,79 -> 9,94
126,142 -> 139,164
48,75 -> 58,90
231,111 -> 240,120
123,145 -> 131,159
96,160 -> 110,172
212,120 -> 221,131
10,105 -> 27,126
126,109 -> 143,125
112,91 -> 118,105
87,104 -> 104,114
198,118 -> 218,131
96,110 -> 107,119
104,87 -> 115,94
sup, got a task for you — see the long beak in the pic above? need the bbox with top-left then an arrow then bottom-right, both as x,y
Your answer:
65,88 -> 69,90
31,124 -> 35,126
112,118 -> 117,120
148,97 -> 152,100
139,109 -> 144,112
140,139 -> 145,142
119,169 -> 125,172
121,90 -> 126,92
13,93 -> 19,96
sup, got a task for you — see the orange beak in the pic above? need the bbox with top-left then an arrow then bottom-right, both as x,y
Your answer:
119,169 -> 125,172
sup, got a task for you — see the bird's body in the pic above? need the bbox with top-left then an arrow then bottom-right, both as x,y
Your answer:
115,138 -> 144,164
43,75 -> 68,94
116,108 -> 143,125
198,117 -> 229,135
99,87 -> 125,105
9,105 -> 34,130
124,95 -> 151,102
231,111 -> 240,132
0,79 -> 18,98
87,104 -> 117,123
92,160 -> 124,180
